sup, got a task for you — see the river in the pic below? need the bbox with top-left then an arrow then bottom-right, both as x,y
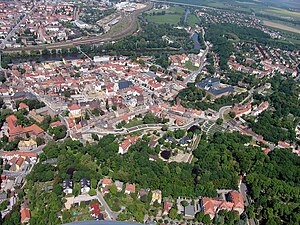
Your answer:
191,32 -> 201,50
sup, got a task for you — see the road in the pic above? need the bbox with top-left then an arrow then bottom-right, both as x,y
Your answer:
3,3 -> 153,53
184,28 -> 209,84
81,118 -> 203,136
0,2 -> 38,49
150,0 -> 215,10
96,190 -> 119,220
240,181 -> 256,225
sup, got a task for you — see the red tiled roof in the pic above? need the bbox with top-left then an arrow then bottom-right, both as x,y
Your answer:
125,183 -> 135,193
229,191 -> 244,210
6,115 -> 44,138
24,124 -> 44,135
102,178 -> 112,185
16,157 -> 24,167
90,202 -> 100,217
20,208 -> 30,222
50,121 -> 63,128
163,201 -> 173,214
2,151 -> 37,158
19,102 -> 29,109
68,104 -> 80,111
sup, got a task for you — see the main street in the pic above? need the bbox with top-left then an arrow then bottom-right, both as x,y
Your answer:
184,28 -> 209,84
0,2 -> 39,49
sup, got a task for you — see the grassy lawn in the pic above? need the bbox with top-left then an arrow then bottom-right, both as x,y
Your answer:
124,119 -> 143,128
187,14 -> 199,27
185,61 -> 199,71
145,14 -> 181,25
69,202 -> 95,222
145,6 -> 184,25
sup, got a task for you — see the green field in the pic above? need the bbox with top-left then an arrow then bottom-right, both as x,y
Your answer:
145,6 -> 185,25
145,14 -> 182,25
164,0 -> 300,28
124,119 -> 143,128
187,14 -> 199,27
185,61 -> 199,71
146,6 -> 185,14
266,7 -> 300,19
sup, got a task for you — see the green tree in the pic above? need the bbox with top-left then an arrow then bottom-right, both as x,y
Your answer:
169,208 -> 178,220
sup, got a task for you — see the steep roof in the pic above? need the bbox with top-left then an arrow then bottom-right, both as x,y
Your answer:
68,104 -> 81,111
20,208 -> 31,221
229,191 -> 244,210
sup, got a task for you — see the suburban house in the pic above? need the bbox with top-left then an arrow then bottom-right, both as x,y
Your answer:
118,136 -> 139,154
63,179 -> 73,195
20,208 -> 31,224
12,157 -> 24,171
90,202 -> 101,218
232,102 -> 252,117
252,101 -> 269,116
80,178 -> 91,194
50,120 -> 63,128
151,190 -> 162,204
138,188 -> 150,201
163,200 -> 173,216
115,180 -> 123,192
101,178 -> 112,188
125,183 -> 135,194
228,191 -> 245,215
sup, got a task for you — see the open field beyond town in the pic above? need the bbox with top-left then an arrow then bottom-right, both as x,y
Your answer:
263,20 -> 300,34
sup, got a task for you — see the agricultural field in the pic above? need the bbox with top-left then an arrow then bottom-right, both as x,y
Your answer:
263,20 -> 300,34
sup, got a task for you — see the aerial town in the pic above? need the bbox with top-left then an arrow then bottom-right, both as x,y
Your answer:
0,0 -> 299,224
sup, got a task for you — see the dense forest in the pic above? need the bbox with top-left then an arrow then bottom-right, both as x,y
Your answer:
250,76 -> 300,143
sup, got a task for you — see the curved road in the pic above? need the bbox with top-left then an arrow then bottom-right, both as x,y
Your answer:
81,118 -> 203,136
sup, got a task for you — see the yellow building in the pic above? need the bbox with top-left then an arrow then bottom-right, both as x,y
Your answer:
18,139 -> 37,151
151,190 -> 162,204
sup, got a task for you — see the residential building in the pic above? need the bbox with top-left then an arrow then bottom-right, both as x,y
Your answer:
63,179 -> 73,195
163,200 -> 173,216
114,180 -> 123,192
118,136 -> 139,154
125,183 -> 135,194
101,178 -> 112,188
20,208 -> 31,224
68,104 -> 82,118
80,178 -> 91,194
18,139 -> 37,151
138,188 -> 149,200
151,190 -> 162,204
90,202 -> 101,218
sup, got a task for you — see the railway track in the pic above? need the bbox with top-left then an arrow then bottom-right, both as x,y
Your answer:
3,3 -> 153,53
